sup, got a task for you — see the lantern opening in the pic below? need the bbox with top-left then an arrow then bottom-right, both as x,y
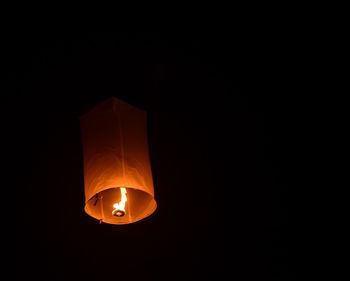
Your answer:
85,187 -> 156,224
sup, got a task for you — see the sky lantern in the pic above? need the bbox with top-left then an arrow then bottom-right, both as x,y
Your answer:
80,97 -> 157,224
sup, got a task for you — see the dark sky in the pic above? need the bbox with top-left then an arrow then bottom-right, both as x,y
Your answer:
0,31 -> 325,280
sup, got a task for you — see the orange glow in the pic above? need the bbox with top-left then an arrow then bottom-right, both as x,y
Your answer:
112,188 -> 127,217
80,97 -> 157,224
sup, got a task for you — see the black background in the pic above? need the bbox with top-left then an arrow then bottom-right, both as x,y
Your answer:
0,31 -> 322,280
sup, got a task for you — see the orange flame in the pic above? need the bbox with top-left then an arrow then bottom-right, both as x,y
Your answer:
112,187 -> 127,216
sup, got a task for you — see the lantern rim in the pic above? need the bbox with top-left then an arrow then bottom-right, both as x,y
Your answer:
84,186 -> 157,225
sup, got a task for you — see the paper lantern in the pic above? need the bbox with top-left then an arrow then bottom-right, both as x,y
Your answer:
80,97 -> 157,224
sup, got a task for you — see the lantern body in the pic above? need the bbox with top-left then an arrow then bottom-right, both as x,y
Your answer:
80,97 -> 156,224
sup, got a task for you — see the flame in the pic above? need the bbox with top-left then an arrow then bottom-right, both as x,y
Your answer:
112,187 -> 127,216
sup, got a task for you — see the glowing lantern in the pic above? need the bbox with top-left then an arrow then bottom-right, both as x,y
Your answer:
80,97 -> 157,224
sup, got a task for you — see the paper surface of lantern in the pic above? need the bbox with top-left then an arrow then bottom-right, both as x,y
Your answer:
80,97 -> 157,224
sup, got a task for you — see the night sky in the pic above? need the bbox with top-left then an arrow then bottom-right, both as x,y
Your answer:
0,32 -> 326,280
